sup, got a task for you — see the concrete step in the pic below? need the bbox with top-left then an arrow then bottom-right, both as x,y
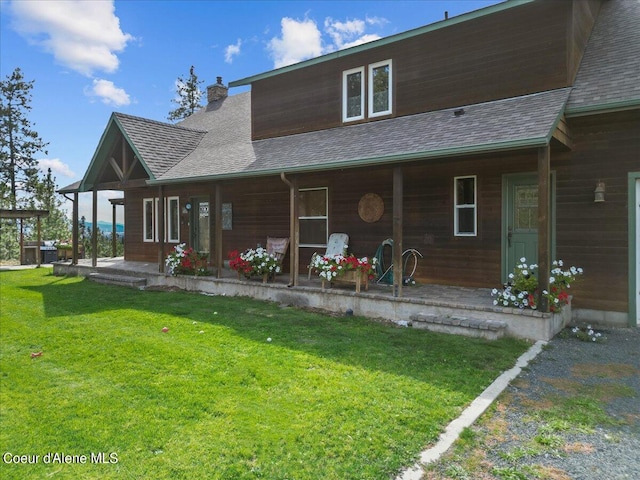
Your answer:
89,272 -> 147,289
408,313 -> 507,340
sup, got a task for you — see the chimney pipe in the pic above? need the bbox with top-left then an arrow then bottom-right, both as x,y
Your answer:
445,11 -> 449,20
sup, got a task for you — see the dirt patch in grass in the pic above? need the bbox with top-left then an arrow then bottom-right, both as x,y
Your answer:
539,376 -> 582,394
571,363 -> 638,378
563,442 -> 595,454
531,465 -> 573,480
518,393 -> 555,410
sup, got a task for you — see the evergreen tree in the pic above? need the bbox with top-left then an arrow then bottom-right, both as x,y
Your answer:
167,65 -> 204,122
0,67 -> 49,209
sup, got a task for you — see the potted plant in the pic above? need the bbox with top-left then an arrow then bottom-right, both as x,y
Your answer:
228,248 -> 281,282
311,254 -> 376,292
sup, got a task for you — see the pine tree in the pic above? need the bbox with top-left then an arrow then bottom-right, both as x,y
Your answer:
167,65 -> 204,122
0,67 -> 49,209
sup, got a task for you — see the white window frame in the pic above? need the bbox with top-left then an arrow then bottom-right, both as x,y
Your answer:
155,198 -> 160,243
342,66 -> 365,123
299,187 -> 328,248
167,196 -> 180,243
143,198 -> 155,242
368,59 -> 393,118
454,175 -> 477,237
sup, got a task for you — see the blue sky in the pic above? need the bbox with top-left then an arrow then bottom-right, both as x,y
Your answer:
1,0 -> 500,222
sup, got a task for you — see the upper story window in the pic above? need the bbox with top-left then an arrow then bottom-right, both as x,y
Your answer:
343,60 -> 392,123
369,60 -> 392,118
343,67 -> 364,122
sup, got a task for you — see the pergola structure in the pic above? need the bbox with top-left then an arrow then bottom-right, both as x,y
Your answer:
0,209 -> 49,266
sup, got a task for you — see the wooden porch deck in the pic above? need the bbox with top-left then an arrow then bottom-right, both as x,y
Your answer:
52,258 -> 569,341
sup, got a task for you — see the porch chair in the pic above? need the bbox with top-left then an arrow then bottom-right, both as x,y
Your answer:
266,236 -> 290,267
307,233 -> 349,279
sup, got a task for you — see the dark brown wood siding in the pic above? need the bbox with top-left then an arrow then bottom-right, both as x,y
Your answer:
554,110 -> 640,313
250,0 -> 586,140
568,0 -> 601,84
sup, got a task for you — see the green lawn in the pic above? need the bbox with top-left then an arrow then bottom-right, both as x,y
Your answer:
0,268 -> 529,479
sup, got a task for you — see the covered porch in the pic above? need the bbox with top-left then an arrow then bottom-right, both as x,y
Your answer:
53,257 -> 571,342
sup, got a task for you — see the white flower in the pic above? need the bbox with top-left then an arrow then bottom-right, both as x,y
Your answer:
491,288 -> 498,295
549,276 -> 555,284
522,270 -> 528,276
520,257 -> 526,263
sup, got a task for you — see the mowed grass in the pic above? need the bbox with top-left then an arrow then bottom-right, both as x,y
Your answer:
0,268 -> 529,479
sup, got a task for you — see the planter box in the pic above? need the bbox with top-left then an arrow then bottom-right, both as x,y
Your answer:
322,270 -> 369,293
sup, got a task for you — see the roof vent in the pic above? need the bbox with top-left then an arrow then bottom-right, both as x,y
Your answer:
207,76 -> 228,103
453,108 -> 465,117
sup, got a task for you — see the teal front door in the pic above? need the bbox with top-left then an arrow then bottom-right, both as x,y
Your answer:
504,175 -> 538,280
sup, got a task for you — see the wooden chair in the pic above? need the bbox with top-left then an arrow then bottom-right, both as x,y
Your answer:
307,233 -> 349,279
266,237 -> 290,265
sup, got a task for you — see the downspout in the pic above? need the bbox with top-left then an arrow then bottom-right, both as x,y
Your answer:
280,173 -> 299,287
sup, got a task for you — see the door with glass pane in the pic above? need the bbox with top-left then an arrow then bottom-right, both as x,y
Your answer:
504,175 -> 538,279
190,197 -> 210,256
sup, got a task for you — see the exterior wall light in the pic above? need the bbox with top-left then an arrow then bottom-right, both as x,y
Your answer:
594,181 -> 606,203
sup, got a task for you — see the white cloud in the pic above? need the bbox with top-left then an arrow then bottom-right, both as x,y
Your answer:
365,16 -> 389,28
339,34 -> 382,50
84,79 -> 131,107
225,39 -> 242,64
324,17 -> 365,49
38,158 -> 75,178
267,14 -> 386,69
268,17 -> 323,69
324,17 -> 381,51
9,0 -> 134,76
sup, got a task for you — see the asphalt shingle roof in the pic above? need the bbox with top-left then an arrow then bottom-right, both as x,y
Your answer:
114,113 -> 206,178
154,87 -> 570,183
566,0 -> 640,114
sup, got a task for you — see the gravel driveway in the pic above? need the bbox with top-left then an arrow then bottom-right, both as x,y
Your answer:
424,327 -> 640,480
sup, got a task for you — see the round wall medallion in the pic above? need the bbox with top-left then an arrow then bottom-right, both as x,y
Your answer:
358,193 -> 384,223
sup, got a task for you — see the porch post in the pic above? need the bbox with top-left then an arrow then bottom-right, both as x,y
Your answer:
280,173 -> 299,287
92,189 -> 98,267
158,186 -> 165,273
36,215 -> 42,267
288,176 -> 300,286
538,146 -> 551,312
111,202 -> 117,257
72,192 -> 79,265
393,166 -> 403,297
19,219 -> 24,265
214,184 -> 223,278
